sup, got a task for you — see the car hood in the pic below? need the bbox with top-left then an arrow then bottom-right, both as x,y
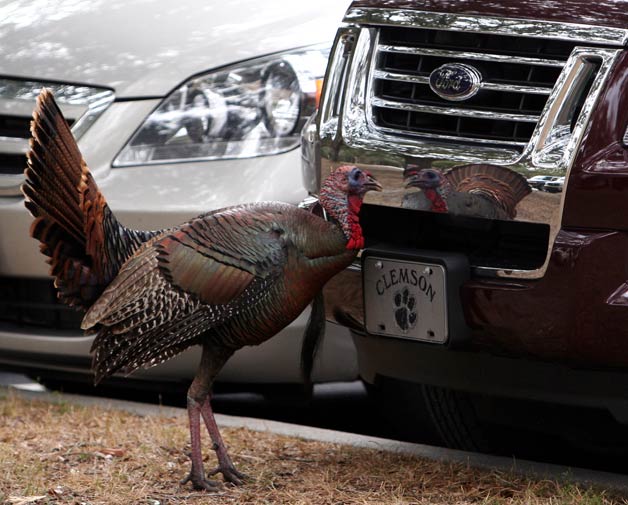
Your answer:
0,0 -> 348,98
349,0 -> 628,31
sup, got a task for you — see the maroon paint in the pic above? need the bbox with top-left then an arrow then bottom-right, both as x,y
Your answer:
349,0 -> 628,31
462,230 -> 628,368
563,52 -> 628,230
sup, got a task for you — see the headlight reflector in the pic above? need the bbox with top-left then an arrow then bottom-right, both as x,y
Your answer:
113,45 -> 329,166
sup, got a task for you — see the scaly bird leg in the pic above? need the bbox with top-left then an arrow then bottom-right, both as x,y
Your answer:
180,396 -> 222,491
180,343 -> 238,490
200,395 -> 248,485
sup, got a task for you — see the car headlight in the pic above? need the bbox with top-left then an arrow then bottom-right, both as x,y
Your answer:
113,45 -> 329,166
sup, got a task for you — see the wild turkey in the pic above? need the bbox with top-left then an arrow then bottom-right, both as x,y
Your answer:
22,90 -> 382,491
402,164 -> 531,220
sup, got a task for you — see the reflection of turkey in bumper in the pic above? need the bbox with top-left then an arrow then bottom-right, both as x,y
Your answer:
375,267 -> 436,303
402,163 -> 532,220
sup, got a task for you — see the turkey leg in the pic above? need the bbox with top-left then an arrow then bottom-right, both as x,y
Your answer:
180,396 -> 221,491
180,344 -> 236,491
200,395 -> 248,485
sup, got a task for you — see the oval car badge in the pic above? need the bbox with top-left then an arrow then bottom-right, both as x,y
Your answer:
429,63 -> 482,102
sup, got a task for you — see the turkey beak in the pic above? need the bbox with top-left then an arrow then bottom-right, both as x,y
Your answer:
405,170 -> 437,189
404,171 -> 421,189
364,174 -> 383,192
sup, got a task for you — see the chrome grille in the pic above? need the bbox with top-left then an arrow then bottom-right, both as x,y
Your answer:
317,9 -> 623,279
0,79 -> 114,196
370,27 -> 589,150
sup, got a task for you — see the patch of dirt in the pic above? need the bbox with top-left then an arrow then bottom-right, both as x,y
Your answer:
516,190 -> 562,224
0,392 -> 626,505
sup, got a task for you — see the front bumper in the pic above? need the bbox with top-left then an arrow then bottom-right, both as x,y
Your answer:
353,331 -> 628,425
0,315 -> 358,384
330,226 -> 628,422
326,226 -> 628,368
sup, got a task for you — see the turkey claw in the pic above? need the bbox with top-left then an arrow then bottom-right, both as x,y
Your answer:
180,471 -> 222,492
208,465 -> 249,486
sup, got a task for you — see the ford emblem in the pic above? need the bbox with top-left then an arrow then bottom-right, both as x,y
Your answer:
429,63 -> 482,102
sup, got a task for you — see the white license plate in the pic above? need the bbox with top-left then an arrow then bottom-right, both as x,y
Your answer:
363,256 -> 448,343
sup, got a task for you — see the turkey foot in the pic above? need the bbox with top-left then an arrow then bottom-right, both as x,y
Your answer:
180,468 -> 222,492
199,396 -> 249,485
207,462 -> 248,486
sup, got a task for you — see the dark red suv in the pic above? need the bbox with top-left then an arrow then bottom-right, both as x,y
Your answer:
302,0 -> 628,457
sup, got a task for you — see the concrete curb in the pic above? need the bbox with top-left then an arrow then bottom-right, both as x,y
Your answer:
2,386 -> 628,494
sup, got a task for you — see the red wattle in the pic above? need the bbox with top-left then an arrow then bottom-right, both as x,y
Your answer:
424,189 -> 448,213
346,195 -> 364,250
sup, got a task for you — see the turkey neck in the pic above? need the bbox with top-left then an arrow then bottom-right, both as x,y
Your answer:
319,187 -> 365,250
424,187 -> 449,213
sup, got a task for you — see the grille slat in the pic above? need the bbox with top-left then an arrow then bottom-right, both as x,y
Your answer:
372,98 -> 541,122
378,45 -> 566,67
0,136 -> 30,155
373,70 -> 552,95
369,27 -> 589,149
379,26 -> 581,60
374,124 -> 528,147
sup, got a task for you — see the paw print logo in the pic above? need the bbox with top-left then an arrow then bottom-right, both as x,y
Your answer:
393,287 -> 418,332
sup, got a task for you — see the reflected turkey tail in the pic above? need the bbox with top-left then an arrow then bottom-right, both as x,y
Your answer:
444,163 -> 532,219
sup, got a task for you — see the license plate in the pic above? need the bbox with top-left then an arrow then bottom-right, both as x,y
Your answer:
363,256 -> 448,343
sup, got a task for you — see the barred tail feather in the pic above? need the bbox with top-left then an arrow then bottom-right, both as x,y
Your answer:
23,89 -> 158,310
444,163 -> 532,219
23,90 -> 100,308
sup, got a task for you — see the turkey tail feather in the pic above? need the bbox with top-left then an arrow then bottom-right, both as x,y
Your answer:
23,89 -> 156,310
300,290 -> 326,390
444,164 -> 531,219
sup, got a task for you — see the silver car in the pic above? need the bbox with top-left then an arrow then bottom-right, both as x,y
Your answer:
0,0 -> 357,387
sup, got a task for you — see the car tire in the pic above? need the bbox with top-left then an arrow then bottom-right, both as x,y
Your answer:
421,385 -> 495,453
367,378 -> 502,453
364,378 -> 444,446
365,377 -> 498,451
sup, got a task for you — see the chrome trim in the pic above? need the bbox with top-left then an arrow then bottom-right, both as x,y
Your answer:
478,82 -> 552,96
530,48 -> 616,169
0,136 -> 29,155
374,124 -> 529,148
0,175 -> 26,197
320,27 -> 360,139
378,45 -> 566,67
316,17 -> 621,280
373,70 -> 553,95
372,97 -> 541,122
345,8 -> 628,45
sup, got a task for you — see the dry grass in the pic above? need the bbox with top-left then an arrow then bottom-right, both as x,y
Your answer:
0,392 -> 626,505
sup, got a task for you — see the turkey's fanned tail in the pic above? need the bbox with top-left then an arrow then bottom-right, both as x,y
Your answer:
22,89 -> 157,309
444,164 -> 532,219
